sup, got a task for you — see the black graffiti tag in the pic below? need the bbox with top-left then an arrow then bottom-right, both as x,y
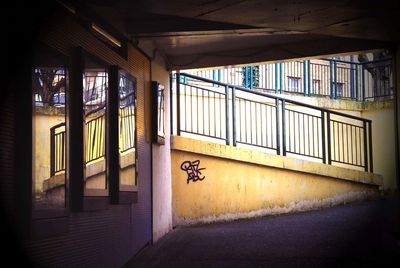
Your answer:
180,160 -> 206,184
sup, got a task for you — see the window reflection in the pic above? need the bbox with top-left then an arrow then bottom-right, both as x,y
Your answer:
32,65 -> 67,209
83,67 -> 108,192
119,71 -> 137,189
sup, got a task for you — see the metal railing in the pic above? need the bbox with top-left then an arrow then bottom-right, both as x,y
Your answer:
119,92 -> 136,153
50,122 -> 66,177
173,73 -> 373,172
85,110 -> 106,164
185,57 -> 393,101
49,103 -> 136,175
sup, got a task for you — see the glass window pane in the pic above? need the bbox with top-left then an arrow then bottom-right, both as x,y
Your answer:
119,71 -> 137,189
83,57 -> 108,193
32,51 -> 67,209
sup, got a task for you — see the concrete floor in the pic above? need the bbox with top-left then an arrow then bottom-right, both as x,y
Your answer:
127,197 -> 400,267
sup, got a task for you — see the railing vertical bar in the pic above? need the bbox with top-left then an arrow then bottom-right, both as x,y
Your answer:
350,62 -> 354,99
232,87 -> 237,146
316,116 -> 320,158
202,89 -> 205,135
250,66 -> 254,89
208,90 -> 211,136
307,114 -> 311,156
275,63 -> 279,93
334,60 -> 338,99
213,91 -> 217,137
307,60 -> 311,96
50,127 -> 55,177
225,85 -> 230,145
303,61 -> 307,96
362,65 -> 366,101
176,73 -> 181,136
279,63 -> 283,93
190,86 -> 193,132
255,103 -> 258,145
355,64 -> 359,100
269,105 -> 272,148
282,100 -> 286,156
368,121 -> 373,173
250,101 -> 253,144
170,73 -> 173,135
327,112 -> 331,164
196,86 -> 199,134
61,132 -> 65,172
238,98 -> 241,141
276,99 -> 280,154
290,110 -> 292,152
363,121 -> 368,171
299,114 -> 306,154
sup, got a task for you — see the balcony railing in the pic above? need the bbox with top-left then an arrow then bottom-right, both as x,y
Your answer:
173,73 -> 374,172
184,58 -> 393,101
49,103 -> 136,177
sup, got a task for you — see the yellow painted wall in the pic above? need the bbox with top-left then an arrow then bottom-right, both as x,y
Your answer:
33,112 -> 65,192
171,137 -> 381,225
362,103 -> 397,192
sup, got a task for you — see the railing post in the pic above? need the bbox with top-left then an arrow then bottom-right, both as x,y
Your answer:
363,120 -> 368,172
350,62 -> 354,99
368,121 -> 373,173
275,63 -> 279,93
170,73 -> 173,135
321,111 -> 326,164
232,87 -> 237,146
326,112 -> 332,165
355,64 -> 359,100
275,99 -> 280,155
303,60 -> 307,96
282,99 -> 286,156
176,72 -> 181,136
50,127 -> 55,177
225,85 -> 230,145
279,63 -> 283,93
250,66 -> 254,89
245,67 -> 249,88
330,60 -> 333,98
361,64 -> 366,101
307,60 -> 311,97
334,60 -> 338,99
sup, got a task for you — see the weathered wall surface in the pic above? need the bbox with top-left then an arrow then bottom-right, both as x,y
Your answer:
171,136 -> 381,225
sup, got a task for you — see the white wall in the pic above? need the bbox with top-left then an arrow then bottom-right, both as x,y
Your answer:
151,52 -> 173,242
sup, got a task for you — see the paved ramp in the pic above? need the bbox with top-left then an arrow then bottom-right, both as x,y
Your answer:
127,197 -> 400,267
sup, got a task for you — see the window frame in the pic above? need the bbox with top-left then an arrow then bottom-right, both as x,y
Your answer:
31,44 -> 70,220
287,76 -> 301,92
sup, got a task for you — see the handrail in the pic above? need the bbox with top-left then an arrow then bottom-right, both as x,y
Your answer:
180,72 -> 371,123
50,122 -> 66,131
